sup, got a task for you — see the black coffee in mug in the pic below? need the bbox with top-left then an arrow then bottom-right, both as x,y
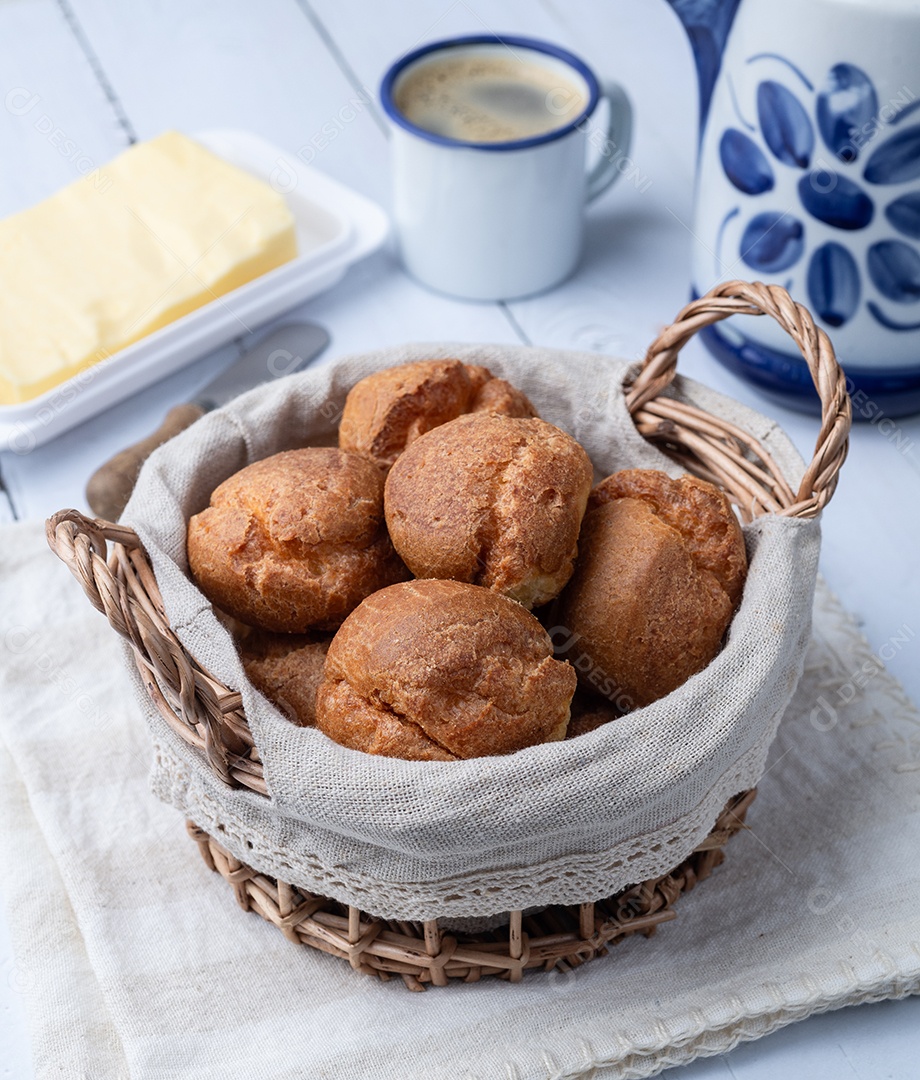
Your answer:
394,51 -> 588,144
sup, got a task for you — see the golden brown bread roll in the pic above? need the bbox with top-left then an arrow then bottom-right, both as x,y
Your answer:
187,448 -> 409,633
589,469 -> 747,606
557,469 -> 747,709
338,359 -> 536,469
384,413 -> 594,609
315,579 -> 577,760
238,630 -> 330,726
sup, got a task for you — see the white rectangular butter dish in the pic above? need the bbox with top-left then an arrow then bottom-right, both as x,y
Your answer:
0,129 -> 388,451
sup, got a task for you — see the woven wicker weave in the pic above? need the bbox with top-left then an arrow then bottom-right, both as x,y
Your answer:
46,281 -> 850,987
185,789 -> 756,989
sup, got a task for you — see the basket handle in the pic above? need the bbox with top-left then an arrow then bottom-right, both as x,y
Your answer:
625,280 -> 851,519
45,509 -> 249,786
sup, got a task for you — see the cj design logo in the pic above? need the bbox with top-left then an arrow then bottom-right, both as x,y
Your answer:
4,87 -> 114,191
5,87 -> 41,115
546,626 -> 634,711
7,423 -> 37,456
269,157 -> 297,194
810,623 -> 915,730
547,625 -> 581,655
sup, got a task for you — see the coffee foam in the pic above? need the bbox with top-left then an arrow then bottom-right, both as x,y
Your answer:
394,52 -> 588,144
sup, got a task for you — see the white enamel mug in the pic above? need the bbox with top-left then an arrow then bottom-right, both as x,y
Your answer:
380,35 -> 633,301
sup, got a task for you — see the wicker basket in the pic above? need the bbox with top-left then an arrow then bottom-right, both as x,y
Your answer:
47,281 -> 850,989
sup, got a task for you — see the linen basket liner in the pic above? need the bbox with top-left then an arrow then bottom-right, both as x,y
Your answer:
123,342 -> 821,921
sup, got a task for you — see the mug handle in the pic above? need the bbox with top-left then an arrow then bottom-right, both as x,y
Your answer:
585,80 -> 633,203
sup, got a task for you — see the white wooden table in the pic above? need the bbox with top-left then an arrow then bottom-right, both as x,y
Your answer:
1,1 -> 918,1076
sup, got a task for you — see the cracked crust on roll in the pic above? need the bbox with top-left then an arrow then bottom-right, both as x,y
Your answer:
558,470 -> 747,709
238,630 -> 330,726
187,448 -> 409,633
338,359 -> 536,470
589,469 -> 747,606
315,579 -> 577,760
384,413 -> 594,609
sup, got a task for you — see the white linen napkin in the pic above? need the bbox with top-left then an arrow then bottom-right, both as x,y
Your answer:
1,519 -> 919,1080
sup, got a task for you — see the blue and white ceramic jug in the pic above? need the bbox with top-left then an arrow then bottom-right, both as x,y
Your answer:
670,0 -> 920,416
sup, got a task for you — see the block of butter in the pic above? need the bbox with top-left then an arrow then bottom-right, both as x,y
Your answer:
0,131 -> 297,405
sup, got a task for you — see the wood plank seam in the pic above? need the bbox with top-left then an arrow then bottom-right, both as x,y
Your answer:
0,463 -> 17,521
54,0 -> 138,144
291,0 -> 534,350
292,0 -> 390,137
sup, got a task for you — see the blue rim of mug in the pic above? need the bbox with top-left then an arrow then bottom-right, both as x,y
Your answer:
379,34 -> 601,151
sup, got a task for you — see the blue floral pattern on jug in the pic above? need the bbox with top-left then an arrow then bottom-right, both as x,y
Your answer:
717,60 -> 920,331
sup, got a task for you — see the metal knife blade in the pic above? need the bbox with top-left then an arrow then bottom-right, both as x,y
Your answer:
85,321 -> 330,521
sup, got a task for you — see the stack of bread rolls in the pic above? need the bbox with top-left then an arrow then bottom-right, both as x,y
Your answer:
187,359 -> 747,760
